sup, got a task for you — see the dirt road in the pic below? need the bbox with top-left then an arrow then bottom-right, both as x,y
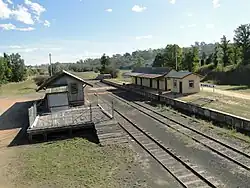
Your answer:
0,95 -> 42,187
201,87 -> 250,100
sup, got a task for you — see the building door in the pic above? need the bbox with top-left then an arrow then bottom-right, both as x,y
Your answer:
135,77 -> 137,85
179,81 -> 183,94
157,80 -> 160,89
140,78 -> 142,85
150,79 -> 152,88
165,78 -> 168,91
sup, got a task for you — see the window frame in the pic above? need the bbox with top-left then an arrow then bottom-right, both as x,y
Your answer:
189,80 -> 194,88
173,79 -> 177,88
70,83 -> 78,94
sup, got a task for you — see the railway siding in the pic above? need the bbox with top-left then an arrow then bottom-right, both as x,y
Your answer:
115,109 -> 223,188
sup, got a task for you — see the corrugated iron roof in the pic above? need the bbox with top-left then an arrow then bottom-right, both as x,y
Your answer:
125,72 -> 144,77
167,71 -> 193,79
137,74 -> 163,78
45,86 -> 68,94
36,70 -> 93,92
132,67 -> 171,74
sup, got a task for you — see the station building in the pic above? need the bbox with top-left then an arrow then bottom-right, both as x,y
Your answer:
127,67 -> 200,94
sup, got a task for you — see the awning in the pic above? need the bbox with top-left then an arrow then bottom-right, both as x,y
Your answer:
46,86 -> 68,94
137,74 -> 164,79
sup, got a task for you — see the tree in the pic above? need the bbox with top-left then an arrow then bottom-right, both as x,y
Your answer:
219,35 -> 231,67
182,47 -> 199,72
134,56 -> 145,68
100,54 -> 110,74
213,43 -> 219,68
8,53 -> 26,82
0,57 -> 7,84
152,53 -> 166,67
201,52 -> 207,66
48,62 -> 63,76
234,24 -> 250,65
231,44 -> 241,65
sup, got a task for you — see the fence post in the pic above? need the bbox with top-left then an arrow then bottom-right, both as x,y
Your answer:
90,104 -> 92,122
112,100 -> 114,119
96,94 -> 99,106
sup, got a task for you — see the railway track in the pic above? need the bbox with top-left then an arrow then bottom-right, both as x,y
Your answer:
94,82 -> 250,172
115,106 -> 223,188
108,91 -> 250,172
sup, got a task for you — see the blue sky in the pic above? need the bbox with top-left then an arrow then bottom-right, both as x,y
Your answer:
0,0 -> 250,65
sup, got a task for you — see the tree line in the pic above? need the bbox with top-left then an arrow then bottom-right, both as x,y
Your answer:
152,24 -> 250,72
0,53 -> 28,85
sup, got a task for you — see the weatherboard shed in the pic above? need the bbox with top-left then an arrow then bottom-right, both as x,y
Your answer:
167,71 -> 201,94
37,70 -> 93,112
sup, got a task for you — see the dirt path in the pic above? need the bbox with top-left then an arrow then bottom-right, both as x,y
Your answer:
0,94 -> 42,187
201,87 -> 250,100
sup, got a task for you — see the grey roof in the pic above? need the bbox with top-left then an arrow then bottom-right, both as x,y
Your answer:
132,67 -> 171,74
167,71 -> 194,79
45,86 -> 68,94
37,70 -> 93,91
137,74 -> 163,78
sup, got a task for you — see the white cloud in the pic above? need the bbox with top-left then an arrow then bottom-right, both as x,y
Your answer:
105,8 -> 112,12
132,5 -> 147,13
17,27 -> 35,31
12,5 -> 34,24
136,35 -> 152,40
179,25 -> 185,29
169,0 -> 176,4
0,0 -> 12,19
212,0 -> 220,8
44,20 -> 50,27
24,0 -> 46,18
9,45 -> 22,49
0,23 -> 15,30
187,13 -> 192,17
0,23 -> 35,31
5,0 -> 12,4
205,24 -> 215,29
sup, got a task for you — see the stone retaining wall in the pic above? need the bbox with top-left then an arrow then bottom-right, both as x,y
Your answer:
102,80 -> 250,132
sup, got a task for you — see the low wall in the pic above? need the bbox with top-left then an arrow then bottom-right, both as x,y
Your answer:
102,80 -> 250,132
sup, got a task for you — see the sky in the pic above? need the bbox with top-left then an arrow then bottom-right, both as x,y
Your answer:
0,0 -> 250,65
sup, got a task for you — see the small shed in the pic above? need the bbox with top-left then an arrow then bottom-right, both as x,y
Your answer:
167,71 -> 200,94
37,70 -> 93,111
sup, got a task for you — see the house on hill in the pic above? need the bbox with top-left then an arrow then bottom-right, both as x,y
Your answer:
126,67 -> 177,91
37,70 -> 93,112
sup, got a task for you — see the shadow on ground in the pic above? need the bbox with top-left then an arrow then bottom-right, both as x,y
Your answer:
0,100 -> 100,147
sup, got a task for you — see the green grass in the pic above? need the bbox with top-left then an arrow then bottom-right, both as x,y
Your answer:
214,85 -> 250,93
0,79 -> 37,96
8,138 -> 142,188
71,71 -> 99,79
180,91 -> 250,119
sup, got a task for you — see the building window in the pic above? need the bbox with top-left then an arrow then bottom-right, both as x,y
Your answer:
173,80 -> 177,88
70,83 -> 78,94
189,80 -> 194,88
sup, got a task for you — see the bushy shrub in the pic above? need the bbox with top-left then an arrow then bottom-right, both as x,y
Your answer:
33,75 -> 49,86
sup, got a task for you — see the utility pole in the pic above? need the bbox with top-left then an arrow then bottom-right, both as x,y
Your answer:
49,53 -> 52,76
175,45 -> 178,71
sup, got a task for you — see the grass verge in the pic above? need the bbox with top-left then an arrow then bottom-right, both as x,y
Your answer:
0,79 -> 37,96
7,138 -> 143,188
180,91 -> 250,119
